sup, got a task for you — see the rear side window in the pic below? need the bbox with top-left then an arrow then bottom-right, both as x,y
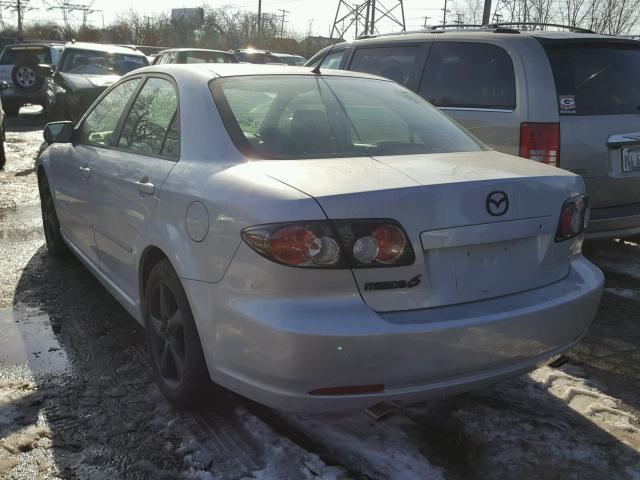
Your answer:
545,44 -> 640,116
419,42 -> 516,110
117,77 -> 179,158
349,46 -> 420,85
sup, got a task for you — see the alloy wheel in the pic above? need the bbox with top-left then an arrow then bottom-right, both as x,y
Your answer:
147,281 -> 188,390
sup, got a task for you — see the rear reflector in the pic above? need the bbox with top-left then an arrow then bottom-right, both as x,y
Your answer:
309,384 -> 385,396
519,122 -> 560,167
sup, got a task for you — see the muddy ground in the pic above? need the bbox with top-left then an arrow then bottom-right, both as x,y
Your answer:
1,113 -> 639,480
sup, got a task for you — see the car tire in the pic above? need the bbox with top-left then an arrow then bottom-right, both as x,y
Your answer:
144,259 -> 210,409
38,174 -> 69,256
12,64 -> 45,94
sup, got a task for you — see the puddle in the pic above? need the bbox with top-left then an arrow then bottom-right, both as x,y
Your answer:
0,306 -> 70,375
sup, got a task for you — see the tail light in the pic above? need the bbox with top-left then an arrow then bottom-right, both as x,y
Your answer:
241,219 -> 415,268
555,194 -> 589,242
520,123 -> 560,167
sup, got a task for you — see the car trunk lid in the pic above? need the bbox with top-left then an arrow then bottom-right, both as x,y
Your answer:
259,151 -> 583,312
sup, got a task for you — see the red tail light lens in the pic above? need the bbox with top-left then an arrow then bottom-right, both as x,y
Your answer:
555,194 -> 590,242
519,123 -> 560,166
241,219 -> 414,268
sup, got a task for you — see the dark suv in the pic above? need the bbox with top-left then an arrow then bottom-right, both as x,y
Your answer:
46,42 -> 148,123
307,26 -> 640,239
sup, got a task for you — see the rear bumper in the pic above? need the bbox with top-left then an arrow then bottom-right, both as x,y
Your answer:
586,202 -> 640,239
183,256 -> 603,413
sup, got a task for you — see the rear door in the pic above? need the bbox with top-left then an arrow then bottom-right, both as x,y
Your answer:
418,41 -> 520,155
543,41 -> 640,209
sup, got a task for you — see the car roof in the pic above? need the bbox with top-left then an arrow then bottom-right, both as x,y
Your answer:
62,42 -> 146,56
271,52 -> 305,58
133,63 -> 391,82
4,43 -> 63,49
158,48 -> 232,54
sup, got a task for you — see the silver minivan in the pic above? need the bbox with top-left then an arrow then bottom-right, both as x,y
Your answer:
307,27 -> 640,239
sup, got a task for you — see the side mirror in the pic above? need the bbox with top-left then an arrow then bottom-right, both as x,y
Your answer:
44,121 -> 74,145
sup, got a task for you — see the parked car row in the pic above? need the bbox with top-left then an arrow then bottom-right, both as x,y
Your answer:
306,27 -> 640,240
0,41 -> 308,129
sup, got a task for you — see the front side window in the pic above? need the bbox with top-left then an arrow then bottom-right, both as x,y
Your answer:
79,78 -> 141,147
117,77 -> 179,157
308,50 -> 346,69
59,49 -> 148,75
419,43 -> 516,110
212,75 -> 484,160
349,46 -> 420,85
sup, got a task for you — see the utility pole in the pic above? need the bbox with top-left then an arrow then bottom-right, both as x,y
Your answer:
423,15 -> 431,28
0,0 -> 36,36
277,8 -> 289,37
257,0 -> 262,39
16,0 -> 21,35
441,0 -> 449,25
482,0 -> 492,24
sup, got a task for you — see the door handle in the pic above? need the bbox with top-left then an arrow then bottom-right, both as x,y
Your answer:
134,178 -> 155,195
79,165 -> 91,177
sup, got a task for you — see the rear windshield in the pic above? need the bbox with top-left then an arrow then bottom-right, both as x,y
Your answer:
211,75 -> 484,160
545,43 -> 640,116
0,46 -> 51,65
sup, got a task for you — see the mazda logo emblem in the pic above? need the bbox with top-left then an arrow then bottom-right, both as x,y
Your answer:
486,191 -> 509,216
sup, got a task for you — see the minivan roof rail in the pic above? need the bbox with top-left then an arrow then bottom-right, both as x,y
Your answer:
356,21 -> 594,39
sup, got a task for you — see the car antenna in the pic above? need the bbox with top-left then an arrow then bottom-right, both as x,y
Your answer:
311,41 -> 338,75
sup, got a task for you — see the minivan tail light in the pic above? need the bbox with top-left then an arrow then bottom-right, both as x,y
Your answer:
519,123 -> 560,167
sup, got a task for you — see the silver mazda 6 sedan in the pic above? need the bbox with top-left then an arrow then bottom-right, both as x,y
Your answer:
36,64 -> 604,412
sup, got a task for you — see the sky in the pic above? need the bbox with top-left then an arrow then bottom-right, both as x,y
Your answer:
18,0 -> 451,39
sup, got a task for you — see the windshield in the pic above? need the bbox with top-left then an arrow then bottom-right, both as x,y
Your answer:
59,49 -> 148,75
545,43 -> 640,116
278,56 -> 306,66
212,75 -> 484,159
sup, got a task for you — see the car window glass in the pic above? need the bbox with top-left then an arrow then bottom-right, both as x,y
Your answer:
419,43 -> 516,110
319,50 -> 345,69
0,47 -> 51,65
79,78 -> 141,147
117,77 -> 179,157
224,88 -> 277,136
213,75 -> 484,159
545,44 -> 640,116
349,46 -> 420,85
161,114 -> 180,157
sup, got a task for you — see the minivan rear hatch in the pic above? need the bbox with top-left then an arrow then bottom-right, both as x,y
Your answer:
542,39 -> 640,209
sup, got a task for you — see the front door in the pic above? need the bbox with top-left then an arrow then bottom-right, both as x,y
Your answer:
55,77 -> 143,263
89,76 -> 180,298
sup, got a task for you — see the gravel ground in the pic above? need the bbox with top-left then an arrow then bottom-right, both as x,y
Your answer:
1,116 -> 639,480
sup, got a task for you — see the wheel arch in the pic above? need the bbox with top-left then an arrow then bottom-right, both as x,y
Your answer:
139,245 -> 170,304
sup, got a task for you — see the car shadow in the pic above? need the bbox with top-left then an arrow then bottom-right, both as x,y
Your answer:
5,242 -> 640,479
5,247 -> 187,479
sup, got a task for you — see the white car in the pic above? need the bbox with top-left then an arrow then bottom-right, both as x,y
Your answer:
37,64 -> 604,412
